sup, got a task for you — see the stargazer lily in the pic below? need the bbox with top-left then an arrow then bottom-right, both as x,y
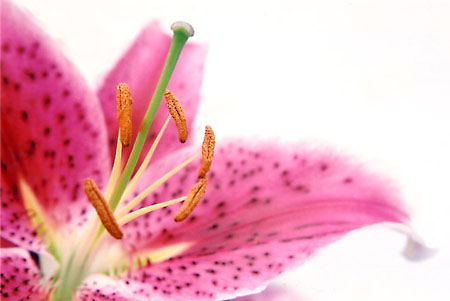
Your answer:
0,1 -> 429,300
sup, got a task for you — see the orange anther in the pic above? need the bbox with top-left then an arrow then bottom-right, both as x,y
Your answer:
174,177 -> 208,222
116,83 -> 133,147
84,178 -> 123,239
164,89 -> 188,143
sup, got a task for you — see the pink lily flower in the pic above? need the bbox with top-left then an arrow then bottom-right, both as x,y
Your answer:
1,1 -> 427,300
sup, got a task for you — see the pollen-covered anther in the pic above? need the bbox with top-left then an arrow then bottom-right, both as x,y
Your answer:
84,178 -> 123,239
174,176 -> 208,222
198,125 -> 215,178
164,89 -> 188,143
116,83 -> 133,147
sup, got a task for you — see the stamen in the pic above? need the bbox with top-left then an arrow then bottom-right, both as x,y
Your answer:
84,178 -> 123,239
164,89 -> 188,143
198,126 -> 216,178
174,176 -> 208,222
105,132 -> 123,200
116,151 -> 201,218
117,115 -> 172,209
116,83 -> 133,147
134,241 -> 193,265
118,196 -> 186,226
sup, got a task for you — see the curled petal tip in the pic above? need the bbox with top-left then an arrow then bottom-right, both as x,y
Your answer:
171,21 -> 195,37
402,237 -> 438,261
376,223 -> 437,262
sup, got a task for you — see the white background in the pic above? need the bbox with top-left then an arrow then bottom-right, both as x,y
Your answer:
11,0 -> 450,300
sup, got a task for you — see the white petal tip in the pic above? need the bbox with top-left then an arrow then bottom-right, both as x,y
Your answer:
402,237 -> 438,261
376,223 -> 437,262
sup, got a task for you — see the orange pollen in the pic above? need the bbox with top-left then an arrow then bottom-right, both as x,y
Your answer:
83,178 -> 123,239
164,89 -> 188,143
174,176 -> 208,222
198,125 -> 215,178
116,83 -> 133,147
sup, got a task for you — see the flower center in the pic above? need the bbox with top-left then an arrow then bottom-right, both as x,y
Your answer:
46,21 -> 216,300
61,89 -> 215,301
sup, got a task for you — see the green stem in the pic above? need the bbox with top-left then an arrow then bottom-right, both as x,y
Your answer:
51,252 -> 76,300
109,24 -> 194,211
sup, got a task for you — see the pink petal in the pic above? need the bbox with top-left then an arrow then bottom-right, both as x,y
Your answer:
75,274 -> 141,301
0,248 -> 49,300
116,140 -> 408,300
1,177 -> 44,252
96,21 -> 207,164
1,0 -> 111,248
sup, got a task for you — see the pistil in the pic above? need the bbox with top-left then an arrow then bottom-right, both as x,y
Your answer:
108,22 -> 195,211
51,22 -> 196,300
